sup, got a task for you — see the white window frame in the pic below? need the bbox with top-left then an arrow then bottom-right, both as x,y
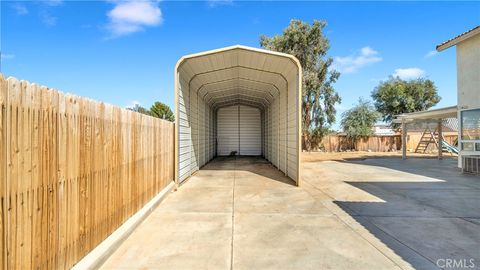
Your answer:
460,108 -> 480,152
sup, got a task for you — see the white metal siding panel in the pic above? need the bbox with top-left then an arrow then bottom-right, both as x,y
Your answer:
271,98 -> 278,169
267,106 -> 272,161
190,87 -> 198,173
199,98 -> 205,167
210,108 -> 214,159
279,89 -> 287,173
239,105 -> 262,155
217,105 -> 239,156
178,78 -> 191,182
287,72 -> 299,181
204,104 -> 209,164
261,111 -> 265,157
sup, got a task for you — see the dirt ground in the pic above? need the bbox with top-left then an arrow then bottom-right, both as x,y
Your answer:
301,151 -> 457,162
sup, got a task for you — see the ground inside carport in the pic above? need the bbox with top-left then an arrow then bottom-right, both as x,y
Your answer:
100,156 -> 480,270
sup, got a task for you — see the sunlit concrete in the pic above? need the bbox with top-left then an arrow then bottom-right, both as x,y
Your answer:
101,157 -> 479,270
302,157 -> 480,269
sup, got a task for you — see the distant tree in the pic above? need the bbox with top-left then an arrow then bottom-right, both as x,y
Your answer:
127,104 -> 151,116
260,19 -> 341,151
371,77 -> 441,125
310,126 -> 336,150
150,101 -> 175,122
341,98 -> 380,145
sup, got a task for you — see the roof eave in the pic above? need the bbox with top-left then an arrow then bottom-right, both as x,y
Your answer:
436,26 -> 480,52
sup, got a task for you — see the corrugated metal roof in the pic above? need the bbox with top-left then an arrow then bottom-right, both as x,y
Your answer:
176,45 -> 300,109
436,26 -> 480,51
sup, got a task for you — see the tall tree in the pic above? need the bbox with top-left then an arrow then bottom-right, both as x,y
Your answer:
260,19 -> 341,150
341,98 -> 380,146
372,77 -> 441,125
150,101 -> 175,122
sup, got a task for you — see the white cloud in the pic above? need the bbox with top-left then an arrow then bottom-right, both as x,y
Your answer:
40,11 -> 57,26
126,100 -> 142,108
12,3 -> 28,15
37,0 -> 63,26
42,0 -> 63,6
392,68 -> 425,80
1,53 -> 15,60
333,46 -> 382,73
207,0 -> 234,8
106,0 -> 163,37
425,50 -> 438,58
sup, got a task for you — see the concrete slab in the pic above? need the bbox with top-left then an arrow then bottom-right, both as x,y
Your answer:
157,186 -> 233,213
101,156 -> 480,270
183,172 -> 235,188
233,213 -> 400,270
100,212 -> 232,270
234,186 -> 332,215
302,157 -> 480,270
367,217 -> 480,266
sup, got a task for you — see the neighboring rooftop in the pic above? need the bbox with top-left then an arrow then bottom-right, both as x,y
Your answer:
436,25 -> 480,51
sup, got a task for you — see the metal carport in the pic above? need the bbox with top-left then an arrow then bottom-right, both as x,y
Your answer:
174,45 -> 302,185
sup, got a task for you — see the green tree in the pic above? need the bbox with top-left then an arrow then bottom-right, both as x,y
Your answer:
341,98 -> 380,146
260,19 -> 341,150
127,104 -> 151,116
371,77 -> 441,124
150,101 -> 175,122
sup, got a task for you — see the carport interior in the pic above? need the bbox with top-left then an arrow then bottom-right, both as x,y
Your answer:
175,45 -> 301,184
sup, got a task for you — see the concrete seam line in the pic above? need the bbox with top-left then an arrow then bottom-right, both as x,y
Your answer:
72,181 -> 176,270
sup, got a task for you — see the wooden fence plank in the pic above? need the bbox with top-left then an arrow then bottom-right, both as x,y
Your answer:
1,76 -> 175,270
0,75 -> 7,270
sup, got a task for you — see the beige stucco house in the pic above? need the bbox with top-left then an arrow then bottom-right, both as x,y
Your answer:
437,26 -> 480,169
395,26 -> 479,172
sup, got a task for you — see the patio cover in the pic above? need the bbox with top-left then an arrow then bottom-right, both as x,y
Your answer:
393,106 -> 458,159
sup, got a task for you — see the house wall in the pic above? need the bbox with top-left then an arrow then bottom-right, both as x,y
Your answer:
457,33 -> 480,166
457,33 -> 480,111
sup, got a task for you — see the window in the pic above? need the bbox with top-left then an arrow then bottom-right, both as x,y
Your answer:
462,142 -> 474,151
461,109 -> 480,152
461,109 -> 480,140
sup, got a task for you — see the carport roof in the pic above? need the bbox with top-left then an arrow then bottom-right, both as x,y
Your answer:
175,45 -> 301,110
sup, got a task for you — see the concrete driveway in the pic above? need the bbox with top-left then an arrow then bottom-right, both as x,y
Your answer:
100,156 -> 480,270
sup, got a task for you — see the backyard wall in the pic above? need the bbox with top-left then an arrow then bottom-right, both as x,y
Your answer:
318,134 -> 457,152
318,135 -> 402,152
0,75 -> 175,270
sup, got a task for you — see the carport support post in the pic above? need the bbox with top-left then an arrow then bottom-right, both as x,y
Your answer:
402,119 -> 407,160
438,119 -> 443,160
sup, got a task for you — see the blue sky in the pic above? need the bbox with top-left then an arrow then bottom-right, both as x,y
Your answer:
2,1 -> 479,129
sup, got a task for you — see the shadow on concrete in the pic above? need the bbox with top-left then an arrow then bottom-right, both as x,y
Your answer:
201,156 -> 297,186
332,158 -> 480,269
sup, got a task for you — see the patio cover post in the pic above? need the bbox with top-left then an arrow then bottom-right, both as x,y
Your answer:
402,119 -> 407,160
438,120 -> 443,160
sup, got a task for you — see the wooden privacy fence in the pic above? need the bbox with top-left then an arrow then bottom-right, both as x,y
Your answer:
319,134 -> 457,152
0,75 -> 175,270
319,135 -> 402,152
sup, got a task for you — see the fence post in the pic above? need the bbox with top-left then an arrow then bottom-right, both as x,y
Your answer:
402,119 -> 407,159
